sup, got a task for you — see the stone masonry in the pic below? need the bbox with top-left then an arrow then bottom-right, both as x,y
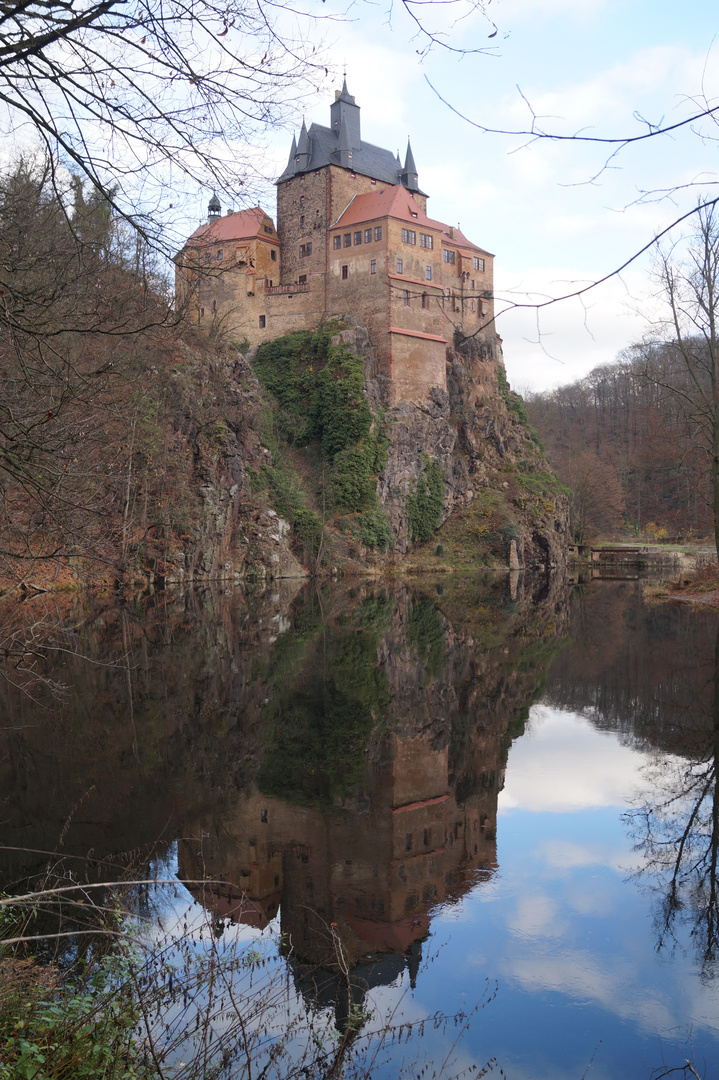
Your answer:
175,80 -> 499,406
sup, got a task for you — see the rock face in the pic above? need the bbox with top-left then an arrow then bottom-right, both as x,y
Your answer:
346,326 -> 569,568
168,327 -> 568,581
132,344 -> 308,588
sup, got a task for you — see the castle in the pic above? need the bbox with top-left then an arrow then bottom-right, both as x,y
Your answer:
175,81 -> 496,404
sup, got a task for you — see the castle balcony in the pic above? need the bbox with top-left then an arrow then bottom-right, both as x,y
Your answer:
264,283 -> 311,296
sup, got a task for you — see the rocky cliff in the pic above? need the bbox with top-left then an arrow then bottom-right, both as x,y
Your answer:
2,323 -> 567,594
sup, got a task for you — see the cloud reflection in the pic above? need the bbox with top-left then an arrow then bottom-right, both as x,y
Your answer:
499,705 -> 648,812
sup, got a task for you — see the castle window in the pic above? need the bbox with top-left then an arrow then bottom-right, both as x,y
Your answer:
211,299 -> 216,312
403,290 -> 410,306
419,233 -> 433,249
471,299 -> 475,312
300,215 -> 304,226
299,274 -> 306,284
474,256 -> 485,271
470,278 -> 474,289
396,258 -> 403,274
200,306 -> 204,317
444,288 -> 450,298
365,228 -> 372,243
341,264 -> 348,280
371,178 -> 376,185
354,231 -> 362,245
349,169 -> 355,175
299,242 -> 312,257
401,228 -> 416,245
300,194 -> 304,205
344,233 -> 351,248
443,250 -> 456,264
263,225 -> 272,234
259,315 -> 266,328
425,266 -> 432,281
271,249 -> 277,261
316,209 -> 320,218
411,211 -> 418,218
370,259 -> 376,274
333,235 -> 341,250
422,293 -> 429,309
375,226 -> 382,241
217,249 -> 223,262
205,251 -> 211,264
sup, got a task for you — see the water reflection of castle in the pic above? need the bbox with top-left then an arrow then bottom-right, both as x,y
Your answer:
179,725 -> 500,977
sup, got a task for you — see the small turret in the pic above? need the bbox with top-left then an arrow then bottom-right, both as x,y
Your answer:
296,120 -> 311,172
401,139 -> 419,192
207,191 -> 221,223
285,134 -> 297,175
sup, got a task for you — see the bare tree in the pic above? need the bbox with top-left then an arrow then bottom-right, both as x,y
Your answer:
563,450 -> 625,545
637,206 -> 719,556
626,620 -> 719,983
0,0 -> 329,250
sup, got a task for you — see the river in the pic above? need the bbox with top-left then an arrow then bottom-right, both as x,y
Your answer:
1,574 -> 718,1079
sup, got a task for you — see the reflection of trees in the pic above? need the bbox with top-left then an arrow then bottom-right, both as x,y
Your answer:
626,621 -> 719,980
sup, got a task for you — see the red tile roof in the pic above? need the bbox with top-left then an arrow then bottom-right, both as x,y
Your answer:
331,186 -> 493,257
186,206 -> 276,245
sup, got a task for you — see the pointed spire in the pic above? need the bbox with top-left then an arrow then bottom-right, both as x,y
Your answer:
296,119 -> 311,172
298,119 -> 311,155
285,133 -> 297,174
401,138 -> 419,191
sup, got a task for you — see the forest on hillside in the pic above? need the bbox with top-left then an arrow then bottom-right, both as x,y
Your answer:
526,342 -> 715,544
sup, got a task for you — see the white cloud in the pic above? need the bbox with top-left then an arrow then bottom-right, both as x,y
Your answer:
509,951 -> 678,1035
500,706 -> 649,812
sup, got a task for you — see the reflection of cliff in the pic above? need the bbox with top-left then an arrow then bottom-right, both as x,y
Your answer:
542,582 -> 719,757
179,575 -> 569,996
0,581 -> 305,884
0,572 -> 567,993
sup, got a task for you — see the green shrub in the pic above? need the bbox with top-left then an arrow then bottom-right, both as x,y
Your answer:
313,346 -> 372,457
293,507 -> 327,563
407,458 -> 445,543
358,507 -> 394,551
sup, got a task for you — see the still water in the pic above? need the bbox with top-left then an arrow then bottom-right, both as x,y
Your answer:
1,575 -> 718,1078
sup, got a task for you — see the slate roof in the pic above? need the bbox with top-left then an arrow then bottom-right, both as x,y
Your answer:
277,122 -> 419,189
278,82 -> 426,195
185,206 -> 276,246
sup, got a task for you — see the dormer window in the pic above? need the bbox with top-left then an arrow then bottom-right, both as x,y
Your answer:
411,211 -> 418,218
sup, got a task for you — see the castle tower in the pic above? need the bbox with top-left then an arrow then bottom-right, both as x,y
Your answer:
329,77 -> 361,150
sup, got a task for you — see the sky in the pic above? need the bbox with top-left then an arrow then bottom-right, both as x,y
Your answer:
4,0 -> 715,395
219,0 -> 719,394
